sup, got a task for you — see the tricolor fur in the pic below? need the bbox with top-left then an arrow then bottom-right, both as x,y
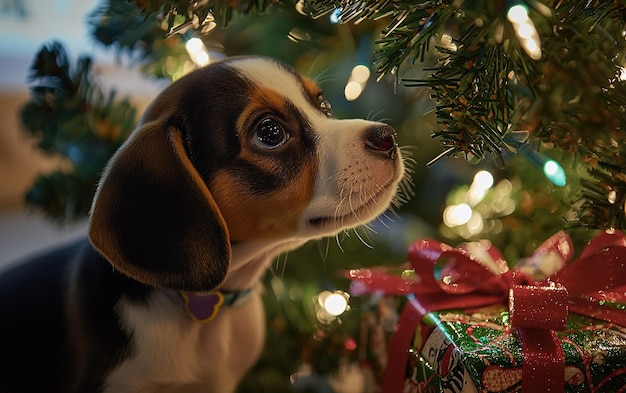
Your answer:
0,56 -> 406,393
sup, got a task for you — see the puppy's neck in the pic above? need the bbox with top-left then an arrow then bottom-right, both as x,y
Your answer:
221,238 -> 307,290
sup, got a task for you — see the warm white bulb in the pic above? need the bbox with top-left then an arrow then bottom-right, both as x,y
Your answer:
323,293 -> 348,316
185,38 -> 203,54
350,65 -> 371,84
344,81 -> 363,101
194,52 -> 210,66
507,5 -> 529,24
522,38 -> 542,60
443,203 -> 473,227
473,170 -> 494,190
185,38 -> 211,66
517,22 -> 534,39
467,212 -> 484,235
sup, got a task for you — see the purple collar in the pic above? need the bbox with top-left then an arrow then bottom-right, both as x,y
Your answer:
165,289 -> 253,323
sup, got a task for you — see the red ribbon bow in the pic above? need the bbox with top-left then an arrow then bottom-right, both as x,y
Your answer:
347,230 -> 626,393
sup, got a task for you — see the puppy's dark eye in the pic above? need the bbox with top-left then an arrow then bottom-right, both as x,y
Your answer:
253,119 -> 289,149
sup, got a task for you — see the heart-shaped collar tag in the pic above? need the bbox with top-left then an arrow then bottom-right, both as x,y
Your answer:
181,291 -> 225,323
177,289 -> 253,323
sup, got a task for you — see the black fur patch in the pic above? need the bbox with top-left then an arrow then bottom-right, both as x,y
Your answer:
104,164 -> 229,289
0,239 -> 148,393
174,62 -> 253,184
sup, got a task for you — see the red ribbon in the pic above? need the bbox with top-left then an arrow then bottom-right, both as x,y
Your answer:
347,230 -> 626,393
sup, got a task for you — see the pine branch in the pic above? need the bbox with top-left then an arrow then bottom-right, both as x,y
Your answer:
88,1 -> 191,80
88,0 -> 290,79
89,0 -> 164,62
575,165 -> 626,230
304,0 -> 626,231
20,41 -> 136,222
136,0 -> 284,32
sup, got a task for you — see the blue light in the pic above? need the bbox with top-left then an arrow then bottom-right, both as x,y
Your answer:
543,159 -> 567,187
330,8 -> 342,24
515,142 -> 567,187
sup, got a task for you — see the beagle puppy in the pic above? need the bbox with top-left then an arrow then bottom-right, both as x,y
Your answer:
0,56 -> 405,393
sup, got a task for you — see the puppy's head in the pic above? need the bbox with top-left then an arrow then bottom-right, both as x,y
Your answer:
89,56 -> 405,291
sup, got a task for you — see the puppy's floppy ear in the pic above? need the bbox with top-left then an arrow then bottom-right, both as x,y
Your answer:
88,120 -> 231,292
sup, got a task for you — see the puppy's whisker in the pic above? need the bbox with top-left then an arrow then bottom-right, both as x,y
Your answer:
353,226 -> 374,249
280,253 -> 289,279
366,109 -> 389,123
315,75 -> 336,85
363,221 -> 378,235
377,214 -> 392,230
358,182 -> 366,205
348,188 -> 358,216
270,253 -> 286,279
363,224 -> 377,242
400,175 -> 415,200
310,62 -> 337,85
325,172 -> 340,183
334,192 -> 349,220
316,239 -> 330,263
335,232 -> 345,252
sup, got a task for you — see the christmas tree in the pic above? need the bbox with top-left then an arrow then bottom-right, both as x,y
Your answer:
16,0 -> 626,391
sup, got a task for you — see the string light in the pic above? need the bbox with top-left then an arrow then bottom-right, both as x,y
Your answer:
515,142 -> 566,187
316,290 -> 350,323
443,203 -> 473,227
344,64 -> 371,101
442,170 -> 497,235
542,160 -> 567,187
330,8 -> 342,24
507,3 -> 542,60
466,211 -> 485,234
507,5 -> 529,24
474,170 -> 494,189
323,293 -> 348,316
185,37 -> 210,67
441,169 -> 526,240
466,170 -> 494,205
439,33 -> 458,52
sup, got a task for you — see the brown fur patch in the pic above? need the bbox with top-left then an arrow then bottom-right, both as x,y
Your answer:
300,76 -> 323,103
209,162 -> 315,241
236,85 -> 288,132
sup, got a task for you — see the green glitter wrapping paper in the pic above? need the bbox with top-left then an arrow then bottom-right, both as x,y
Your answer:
402,305 -> 626,393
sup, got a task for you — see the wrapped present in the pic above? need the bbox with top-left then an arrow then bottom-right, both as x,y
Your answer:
347,231 -> 626,393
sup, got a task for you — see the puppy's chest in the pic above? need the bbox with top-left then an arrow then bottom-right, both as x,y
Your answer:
103,291 -> 264,393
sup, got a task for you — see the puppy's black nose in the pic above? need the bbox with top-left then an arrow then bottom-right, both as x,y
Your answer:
364,125 -> 398,159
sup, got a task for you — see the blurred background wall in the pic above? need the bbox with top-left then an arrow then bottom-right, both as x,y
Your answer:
0,0 -> 161,264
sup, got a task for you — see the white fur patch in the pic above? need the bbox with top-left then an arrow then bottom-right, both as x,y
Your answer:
103,291 -> 264,393
230,58 -> 316,113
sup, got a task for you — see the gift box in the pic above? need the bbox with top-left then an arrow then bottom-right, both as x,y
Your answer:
404,306 -> 626,393
348,231 -> 626,393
